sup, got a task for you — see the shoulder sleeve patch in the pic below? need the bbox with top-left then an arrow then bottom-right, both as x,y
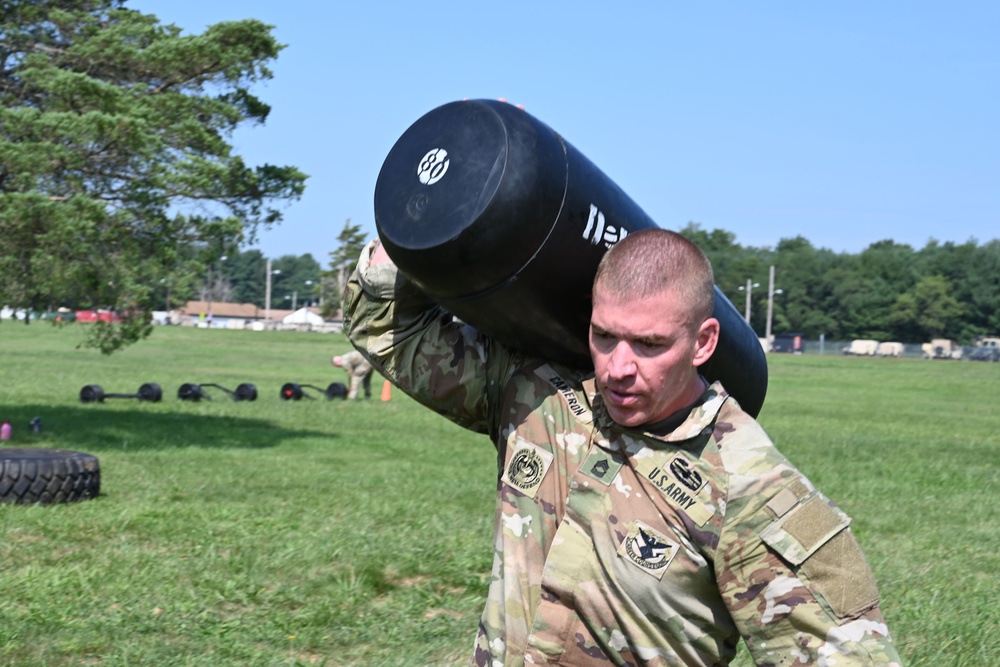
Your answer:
761,492 -> 880,619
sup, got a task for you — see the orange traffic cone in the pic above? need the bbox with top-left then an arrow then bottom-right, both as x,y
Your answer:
380,380 -> 392,401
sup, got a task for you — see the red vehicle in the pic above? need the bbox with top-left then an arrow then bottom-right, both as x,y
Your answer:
75,310 -> 121,323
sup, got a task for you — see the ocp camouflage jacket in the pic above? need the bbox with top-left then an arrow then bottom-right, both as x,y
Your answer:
344,240 -> 903,667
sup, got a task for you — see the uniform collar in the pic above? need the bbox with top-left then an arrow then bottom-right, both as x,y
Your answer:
585,378 -> 729,443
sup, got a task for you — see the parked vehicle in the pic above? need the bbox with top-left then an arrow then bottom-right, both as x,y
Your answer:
772,333 -> 805,354
921,339 -> 963,360
876,342 -> 905,357
969,336 -> 1000,362
843,339 -> 879,356
969,347 -> 1000,362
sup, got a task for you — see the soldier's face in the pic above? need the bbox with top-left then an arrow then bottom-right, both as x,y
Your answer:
589,285 -> 717,428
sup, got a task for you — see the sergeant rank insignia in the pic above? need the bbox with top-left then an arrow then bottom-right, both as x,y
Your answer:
580,449 -> 623,485
618,520 -> 678,579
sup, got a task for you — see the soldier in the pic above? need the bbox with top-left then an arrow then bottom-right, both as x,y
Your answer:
331,350 -> 373,400
343,229 -> 903,666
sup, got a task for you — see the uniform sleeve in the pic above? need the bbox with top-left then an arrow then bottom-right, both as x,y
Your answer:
342,239 -> 518,435
714,467 -> 904,666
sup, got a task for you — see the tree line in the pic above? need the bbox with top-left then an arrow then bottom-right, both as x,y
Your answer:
680,224 -> 1000,344
195,221 -> 999,346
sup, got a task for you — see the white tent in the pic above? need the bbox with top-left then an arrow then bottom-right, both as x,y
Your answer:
282,307 -> 324,325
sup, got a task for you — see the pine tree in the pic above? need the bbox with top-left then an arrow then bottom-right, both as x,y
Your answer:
0,0 -> 307,351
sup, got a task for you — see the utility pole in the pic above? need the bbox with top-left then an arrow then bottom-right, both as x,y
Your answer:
206,264 -> 213,318
766,265 -> 775,345
765,265 -> 783,352
744,278 -> 752,323
265,258 -> 273,326
206,255 -> 227,321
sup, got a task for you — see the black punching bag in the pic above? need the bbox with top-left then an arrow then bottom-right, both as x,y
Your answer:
374,99 -> 768,417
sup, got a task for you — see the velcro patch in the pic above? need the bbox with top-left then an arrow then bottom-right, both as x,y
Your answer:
501,439 -> 554,499
760,489 -> 881,618
618,520 -> 678,579
766,487 -> 799,518
761,492 -> 851,566
800,529 -> 881,619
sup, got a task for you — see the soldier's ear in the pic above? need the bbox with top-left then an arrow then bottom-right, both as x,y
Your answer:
693,318 -> 719,368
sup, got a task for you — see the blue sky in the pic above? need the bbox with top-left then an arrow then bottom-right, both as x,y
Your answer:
130,1 -> 999,262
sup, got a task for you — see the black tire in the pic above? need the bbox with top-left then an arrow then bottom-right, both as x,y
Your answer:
280,382 -> 303,401
0,449 -> 101,504
138,382 -> 162,402
325,382 -> 348,400
235,383 -> 258,401
178,383 -> 204,401
80,384 -> 105,403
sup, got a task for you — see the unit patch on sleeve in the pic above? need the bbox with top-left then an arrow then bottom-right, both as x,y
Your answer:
618,520 -> 678,579
501,438 -> 554,499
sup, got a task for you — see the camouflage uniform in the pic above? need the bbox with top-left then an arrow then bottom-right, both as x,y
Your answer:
344,240 -> 903,667
339,350 -> 373,399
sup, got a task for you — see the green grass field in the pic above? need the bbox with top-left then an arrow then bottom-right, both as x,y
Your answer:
0,322 -> 997,666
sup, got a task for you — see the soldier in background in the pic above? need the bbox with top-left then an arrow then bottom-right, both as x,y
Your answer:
344,229 -> 903,666
331,350 -> 373,400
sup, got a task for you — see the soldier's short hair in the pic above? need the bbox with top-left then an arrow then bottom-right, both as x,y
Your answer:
593,229 -> 715,325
